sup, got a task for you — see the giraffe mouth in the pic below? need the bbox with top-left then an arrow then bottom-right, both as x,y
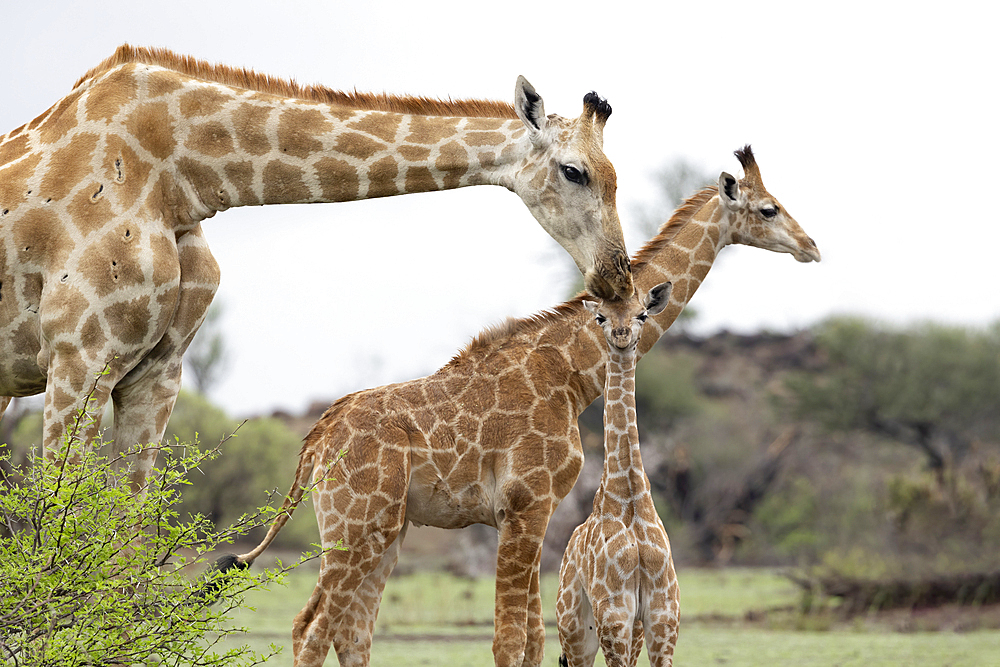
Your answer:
586,251 -> 634,300
793,242 -> 822,263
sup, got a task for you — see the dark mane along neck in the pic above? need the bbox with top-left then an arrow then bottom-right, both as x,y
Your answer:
450,298 -> 589,365
631,184 -> 718,274
75,44 -> 518,119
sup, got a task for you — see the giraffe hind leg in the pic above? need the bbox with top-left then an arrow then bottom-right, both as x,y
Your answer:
293,428 -> 411,666
556,528 -> 599,667
332,521 -> 409,667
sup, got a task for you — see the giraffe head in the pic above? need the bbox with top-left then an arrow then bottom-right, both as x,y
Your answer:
512,77 -> 633,300
583,282 -> 672,352
720,145 -> 821,263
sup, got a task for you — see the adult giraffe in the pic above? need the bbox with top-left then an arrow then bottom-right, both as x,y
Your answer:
222,146 -> 819,666
0,45 -> 631,488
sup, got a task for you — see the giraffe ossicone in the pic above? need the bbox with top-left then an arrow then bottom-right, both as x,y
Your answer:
557,282 -> 680,667
0,44 -> 631,491
219,146 -> 818,667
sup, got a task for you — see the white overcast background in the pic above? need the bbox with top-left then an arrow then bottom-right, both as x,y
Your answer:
2,1 -> 996,417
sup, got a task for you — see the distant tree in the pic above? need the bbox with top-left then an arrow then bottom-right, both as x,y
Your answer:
781,316 -> 1000,482
185,303 -> 230,395
634,157 -> 716,240
164,391 -> 317,547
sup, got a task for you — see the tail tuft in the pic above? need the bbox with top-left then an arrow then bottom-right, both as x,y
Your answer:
194,553 -> 250,604
212,553 -> 249,574
558,654 -> 568,667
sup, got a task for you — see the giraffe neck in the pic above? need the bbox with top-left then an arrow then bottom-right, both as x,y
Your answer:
31,60 -> 532,228
634,196 -> 729,358
460,186 -> 730,417
595,347 -> 647,521
568,189 -> 730,406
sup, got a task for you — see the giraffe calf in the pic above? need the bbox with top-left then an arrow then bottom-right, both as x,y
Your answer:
556,282 -> 680,667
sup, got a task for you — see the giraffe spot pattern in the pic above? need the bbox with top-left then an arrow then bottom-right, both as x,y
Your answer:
126,102 -> 176,160
38,90 -> 83,145
278,107 -> 330,159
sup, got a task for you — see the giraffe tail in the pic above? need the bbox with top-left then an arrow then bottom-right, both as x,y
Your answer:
558,654 -> 568,667
198,439 -> 319,598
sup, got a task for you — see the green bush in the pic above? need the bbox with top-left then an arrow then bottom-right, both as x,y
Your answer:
0,426 -> 315,666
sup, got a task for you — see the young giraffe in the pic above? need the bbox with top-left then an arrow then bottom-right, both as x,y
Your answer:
0,44 -> 632,489
224,146 -> 819,667
556,282 -> 678,667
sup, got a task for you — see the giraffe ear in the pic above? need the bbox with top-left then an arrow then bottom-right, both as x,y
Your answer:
515,76 -> 548,146
643,282 -> 672,316
719,171 -> 745,211
582,300 -> 600,315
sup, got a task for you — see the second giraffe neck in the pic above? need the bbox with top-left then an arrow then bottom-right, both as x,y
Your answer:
577,201 -> 729,405
596,348 -> 648,517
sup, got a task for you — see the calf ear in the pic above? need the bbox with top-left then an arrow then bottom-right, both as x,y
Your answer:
643,282 -> 672,316
515,76 -> 548,146
582,300 -> 600,316
719,171 -> 744,211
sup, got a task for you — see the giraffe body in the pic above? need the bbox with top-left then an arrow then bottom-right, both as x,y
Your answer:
0,45 -> 631,487
556,283 -> 679,667
230,146 -> 819,666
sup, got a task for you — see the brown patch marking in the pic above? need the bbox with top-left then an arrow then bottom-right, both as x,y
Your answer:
83,67 -> 139,124
38,89 -> 83,144
465,131 -> 506,147
104,295 -> 152,345
347,113 -> 401,144
179,86 -> 231,118
404,166 -> 438,193
0,134 -> 31,166
278,107 -> 330,159
262,160 -> 309,203
314,157 -> 359,201
145,69 -> 185,98
398,145 -> 431,162
233,103 -> 272,156
366,156 -> 399,198
126,102 -> 176,160
40,132 -> 99,201
187,121 -> 234,158
405,116 -> 459,145
334,131 -> 384,161
103,139 -> 153,211
224,160 -> 259,205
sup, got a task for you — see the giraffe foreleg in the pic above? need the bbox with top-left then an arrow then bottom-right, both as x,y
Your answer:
492,500 -> 553,667
521,555 -> 546,667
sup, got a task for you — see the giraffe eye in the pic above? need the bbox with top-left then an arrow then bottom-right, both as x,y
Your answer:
561,165 -> 587,185
595,315 -> 607,325
761,205 -> 779,219
637,313 -> 648,323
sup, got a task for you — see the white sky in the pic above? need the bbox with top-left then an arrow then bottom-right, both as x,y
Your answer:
3,1 -> 997,417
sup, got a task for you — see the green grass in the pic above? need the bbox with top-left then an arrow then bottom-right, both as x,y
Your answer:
215,563 -> 1000,666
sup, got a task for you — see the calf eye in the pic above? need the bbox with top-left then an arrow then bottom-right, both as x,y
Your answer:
595,315 -> 607,325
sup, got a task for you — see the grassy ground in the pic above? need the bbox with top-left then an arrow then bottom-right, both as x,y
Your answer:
212,562 -> 1000,666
